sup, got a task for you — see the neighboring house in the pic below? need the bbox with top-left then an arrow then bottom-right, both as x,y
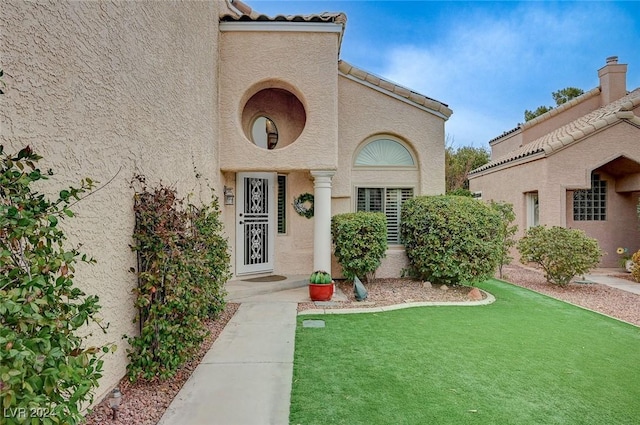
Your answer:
469,57 -> 640,267
0,0 -> 450,400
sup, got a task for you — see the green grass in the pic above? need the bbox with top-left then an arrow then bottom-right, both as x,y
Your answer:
290,279 -> 640,425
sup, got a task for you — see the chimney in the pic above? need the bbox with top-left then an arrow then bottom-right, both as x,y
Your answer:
598,56 -> 627,105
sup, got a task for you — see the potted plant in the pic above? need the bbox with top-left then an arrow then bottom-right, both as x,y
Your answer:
617,247 -> 634,272
308,270 -> 334,301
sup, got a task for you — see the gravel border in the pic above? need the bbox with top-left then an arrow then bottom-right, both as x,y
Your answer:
83,265 -> 640,424
82,303 -> 239,425
500,264 -> 640,327
297,278 -> 485,313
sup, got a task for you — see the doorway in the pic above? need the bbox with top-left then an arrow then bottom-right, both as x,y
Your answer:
236,173 -> 275,275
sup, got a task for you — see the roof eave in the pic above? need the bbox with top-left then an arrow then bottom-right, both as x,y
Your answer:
338,61 -> 453,120
520,87 -> 601,130
469,151 -> 546,178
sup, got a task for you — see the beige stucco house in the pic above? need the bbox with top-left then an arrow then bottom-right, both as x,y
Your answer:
469,57 -> 640,267
0,0 -> 451,401
219,2 -> 452,280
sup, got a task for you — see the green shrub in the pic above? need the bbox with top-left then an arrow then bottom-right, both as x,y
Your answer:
517,226 -> 602,286
446,188 -> 473,197
631,250 -> 640,283
331,212 -> 387,281
400,195 -> 503,286
0,146 -> 112,425
489,200 -> 518,278
126,178 -> 230,382
187,201 -> 231,319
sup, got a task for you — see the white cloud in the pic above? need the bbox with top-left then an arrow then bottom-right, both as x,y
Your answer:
377,2 -> 625,146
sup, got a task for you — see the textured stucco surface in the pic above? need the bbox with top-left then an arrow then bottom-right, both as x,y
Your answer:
219,29 -> 340,172
1,0 -> 451,405
219,23 -> 448,279
471,122 -> 640,267
335,75 -> 446,198
1,0 -> 221,403
473,58 -> 639,268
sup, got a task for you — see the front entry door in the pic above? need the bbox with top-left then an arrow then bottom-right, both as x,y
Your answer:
236,173 -> 275,275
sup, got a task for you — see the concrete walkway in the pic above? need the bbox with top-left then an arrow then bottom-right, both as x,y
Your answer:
157,301 -> 298,425
157,271 -> 640,425
584,270 -> 640,295
157,276 -> 321,425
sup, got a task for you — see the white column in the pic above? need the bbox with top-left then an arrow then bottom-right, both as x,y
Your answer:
311,170 -> 335,273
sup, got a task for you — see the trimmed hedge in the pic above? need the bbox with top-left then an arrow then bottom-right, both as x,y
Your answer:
331,212 -> 387,281
400,195 -> 503,285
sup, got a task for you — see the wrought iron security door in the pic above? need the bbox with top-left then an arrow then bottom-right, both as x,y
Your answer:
236,173 -> 275,275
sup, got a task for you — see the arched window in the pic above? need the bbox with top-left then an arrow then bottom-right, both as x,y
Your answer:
354,138 -> 415,167
353,137 -> 417,244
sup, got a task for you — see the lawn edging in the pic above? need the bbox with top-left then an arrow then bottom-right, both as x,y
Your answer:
298,288 -> 495,315
495,277 -> 640,328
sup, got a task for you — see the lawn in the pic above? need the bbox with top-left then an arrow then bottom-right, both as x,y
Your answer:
290,279 -> 640,425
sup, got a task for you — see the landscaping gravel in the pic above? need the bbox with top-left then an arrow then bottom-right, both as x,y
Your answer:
82,303 -> 239,425
500,264 -> 640,326
297,278 -> 483,312
83,264 -> 640,424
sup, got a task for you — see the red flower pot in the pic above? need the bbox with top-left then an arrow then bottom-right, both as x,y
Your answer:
309,283 -> 334,301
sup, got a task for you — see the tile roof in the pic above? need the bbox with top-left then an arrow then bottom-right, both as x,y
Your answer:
338,61 -> 453,119
520,88 -> 601,130
222,0 -> 346,25
221,1 -> 451,120
488,126 -> 521,145
471,88 -> 640,174
487,88 -> 602,145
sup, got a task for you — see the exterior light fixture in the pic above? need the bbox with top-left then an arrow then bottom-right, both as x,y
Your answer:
108,387 -> 122,420
224,186 -> 235,205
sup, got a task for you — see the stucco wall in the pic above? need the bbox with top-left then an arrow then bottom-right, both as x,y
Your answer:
218,28 -> 340,172
274,172 -> 315,274
489,129 -> 523,159
566,179 -> 640,267
548,123 -> 640,267
222,170 -> 316,277
335,75 -> 446,198
471,120 -> 640,267
1,0 -> 221,403
218,25 -> 343,278
329,75 -> 447,278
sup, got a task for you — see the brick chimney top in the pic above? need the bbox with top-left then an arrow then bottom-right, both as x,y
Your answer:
606,56 -> 618,64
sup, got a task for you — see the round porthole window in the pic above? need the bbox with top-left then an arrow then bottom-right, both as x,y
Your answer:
241,87 -> 306,149
251,116 -> 278,149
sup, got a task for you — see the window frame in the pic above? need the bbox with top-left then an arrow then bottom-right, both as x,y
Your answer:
353,136 -> 418,170
355,185 -> 415,245
572,173 -> 607,221
526,191 -> 539,229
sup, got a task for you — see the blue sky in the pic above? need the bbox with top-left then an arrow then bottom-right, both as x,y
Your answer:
245,1 -> 640,147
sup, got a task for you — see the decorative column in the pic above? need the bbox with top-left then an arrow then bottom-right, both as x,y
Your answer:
311,170 -> 336,273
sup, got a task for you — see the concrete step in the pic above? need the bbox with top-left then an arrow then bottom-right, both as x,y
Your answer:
225,274 -> 308,301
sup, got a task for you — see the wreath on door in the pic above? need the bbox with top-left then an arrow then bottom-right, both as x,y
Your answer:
293,193 -> 314,219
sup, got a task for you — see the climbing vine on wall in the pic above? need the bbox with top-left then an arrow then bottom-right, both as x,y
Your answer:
126,176 -> 231,382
